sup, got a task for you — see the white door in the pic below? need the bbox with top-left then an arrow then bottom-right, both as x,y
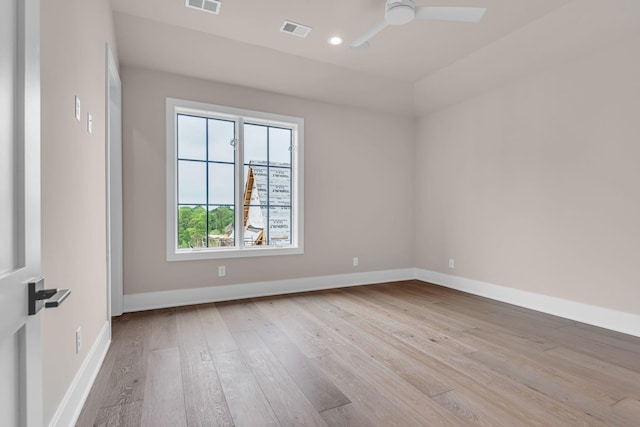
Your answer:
0,0 -> 43,426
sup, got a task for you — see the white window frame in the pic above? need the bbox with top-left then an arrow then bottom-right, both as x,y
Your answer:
166,98 -> 304,261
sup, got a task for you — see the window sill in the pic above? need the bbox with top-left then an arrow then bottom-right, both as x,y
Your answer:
167,245 -> 304,261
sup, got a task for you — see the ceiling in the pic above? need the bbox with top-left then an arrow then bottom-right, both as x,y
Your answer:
109,0 -> 638,115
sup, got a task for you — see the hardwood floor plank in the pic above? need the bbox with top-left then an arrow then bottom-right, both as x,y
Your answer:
141,347 -> 187,427
393,329 -> 605,426
197,303 -> 239,355
148,308 -> 178,350
232,329 -> 328,427
176,309 -> 233,427
217,300 -> 271,332
249,303 -> 351,412
459,326 -> 557,355
544,346 -> 640,399
540,327 -> 640,373
611,398 -> 640,423
319,403 -> 377,427
99,314 -> 151,408
555,324 -> 640,355
92,401 -> 142,427
466,350 -> 625,424
327,291 -> 477,355
313,354 -> 429,427
303,297 -> 455,398
252,297 -> 332,358
213,350 -> 280,427
431,389 -> 529,427
80,282 -> 640,427
296,306 -> 464,425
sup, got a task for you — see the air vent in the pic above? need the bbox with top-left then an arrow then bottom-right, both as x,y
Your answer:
185,0 -> 221,15
280,21 -> 312,38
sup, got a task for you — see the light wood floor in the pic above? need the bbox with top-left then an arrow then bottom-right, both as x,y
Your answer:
77,281 -> 640,426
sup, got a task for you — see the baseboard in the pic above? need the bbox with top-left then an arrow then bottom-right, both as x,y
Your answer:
48,321 -> 111,427
123,268 -> 415,312
415,268 -> 640,338
122,267 -> 639,337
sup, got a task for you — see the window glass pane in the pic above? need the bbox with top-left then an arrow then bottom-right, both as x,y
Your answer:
268,207 -> 291,246
269,127 -> 292,166
178,115 -> 206,160
208,206 -> 235,248
244,165 -> 267,206
178,160 -> 206,205
208,118 -> 235,163
268,167 -> 291,206
244,123 -> 267,164
177,205 -> 207,249
243,205 -> 267,247
208,163 -> 235,205
171,102 -> 300,258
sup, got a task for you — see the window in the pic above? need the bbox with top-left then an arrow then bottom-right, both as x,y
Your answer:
166,98 -> 304,260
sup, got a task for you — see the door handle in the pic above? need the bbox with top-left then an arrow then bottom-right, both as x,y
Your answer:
28,278 -> 71,315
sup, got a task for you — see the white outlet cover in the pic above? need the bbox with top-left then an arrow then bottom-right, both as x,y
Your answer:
87,113 -> 93,134
218,266 -> 226,277
449,259 -> 455,268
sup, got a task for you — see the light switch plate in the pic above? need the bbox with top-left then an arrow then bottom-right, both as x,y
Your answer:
87,113 -> 92,134
75,96 -> 81,121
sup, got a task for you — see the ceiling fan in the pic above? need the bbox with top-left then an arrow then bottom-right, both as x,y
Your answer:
350,0 -> 487,49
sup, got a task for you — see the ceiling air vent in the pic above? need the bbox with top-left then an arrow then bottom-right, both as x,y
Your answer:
185,0 -> 221,15
280,21 -> 312,38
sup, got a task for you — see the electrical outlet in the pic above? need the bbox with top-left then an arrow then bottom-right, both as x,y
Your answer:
218,265 -> 226,277
75,96 -> 81,121
449,258 -> 455,269
353,257 -> 359,267
87,112 -> 93,134
76,327 -> 82,354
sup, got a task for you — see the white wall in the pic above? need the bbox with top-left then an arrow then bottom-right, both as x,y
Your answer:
415,26 -> 640,316
121,66 -> 415,296
41,0 -> 117,423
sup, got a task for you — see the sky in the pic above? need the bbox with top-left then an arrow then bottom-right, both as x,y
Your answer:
177,114 -> 292,207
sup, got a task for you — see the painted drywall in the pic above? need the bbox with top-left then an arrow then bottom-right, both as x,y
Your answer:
113,12 -> 416,117
415,29 -> 640,315
40,0 -> 117,423
121,66 -> 415,296
414,0 -> 637,115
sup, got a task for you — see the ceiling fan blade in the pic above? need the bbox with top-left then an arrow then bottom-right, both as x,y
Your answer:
415,6 -> 487,23
349,19 -> 389,48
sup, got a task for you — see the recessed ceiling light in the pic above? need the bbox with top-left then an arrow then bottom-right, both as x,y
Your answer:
328,36 -> 343,46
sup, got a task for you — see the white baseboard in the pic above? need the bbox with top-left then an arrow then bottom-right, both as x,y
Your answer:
415,268 -> 640,338
122,267 -> 639,337
48,321 -> 111,427
124,268 -> 415,312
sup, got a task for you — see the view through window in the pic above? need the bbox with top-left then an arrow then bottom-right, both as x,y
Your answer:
167,99 -> 303,260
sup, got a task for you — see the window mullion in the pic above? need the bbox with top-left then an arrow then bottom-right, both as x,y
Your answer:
205,118 -> 210,248
236,118 -> 244,250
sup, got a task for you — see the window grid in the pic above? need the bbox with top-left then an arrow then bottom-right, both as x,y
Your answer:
167,97 -> 303,261
243,123 -> 293,246
177,114 -> 236,249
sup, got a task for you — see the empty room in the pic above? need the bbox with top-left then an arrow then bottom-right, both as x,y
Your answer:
2,0 -> 640,426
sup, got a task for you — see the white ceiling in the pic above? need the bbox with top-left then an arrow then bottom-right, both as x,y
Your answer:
109,0 -> 639,115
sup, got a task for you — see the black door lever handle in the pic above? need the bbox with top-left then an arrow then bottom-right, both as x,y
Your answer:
44,289 -> 71,308
28,278 -> 71,315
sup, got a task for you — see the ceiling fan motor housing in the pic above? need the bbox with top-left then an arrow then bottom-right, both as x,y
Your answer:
385,0 -> 416,25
